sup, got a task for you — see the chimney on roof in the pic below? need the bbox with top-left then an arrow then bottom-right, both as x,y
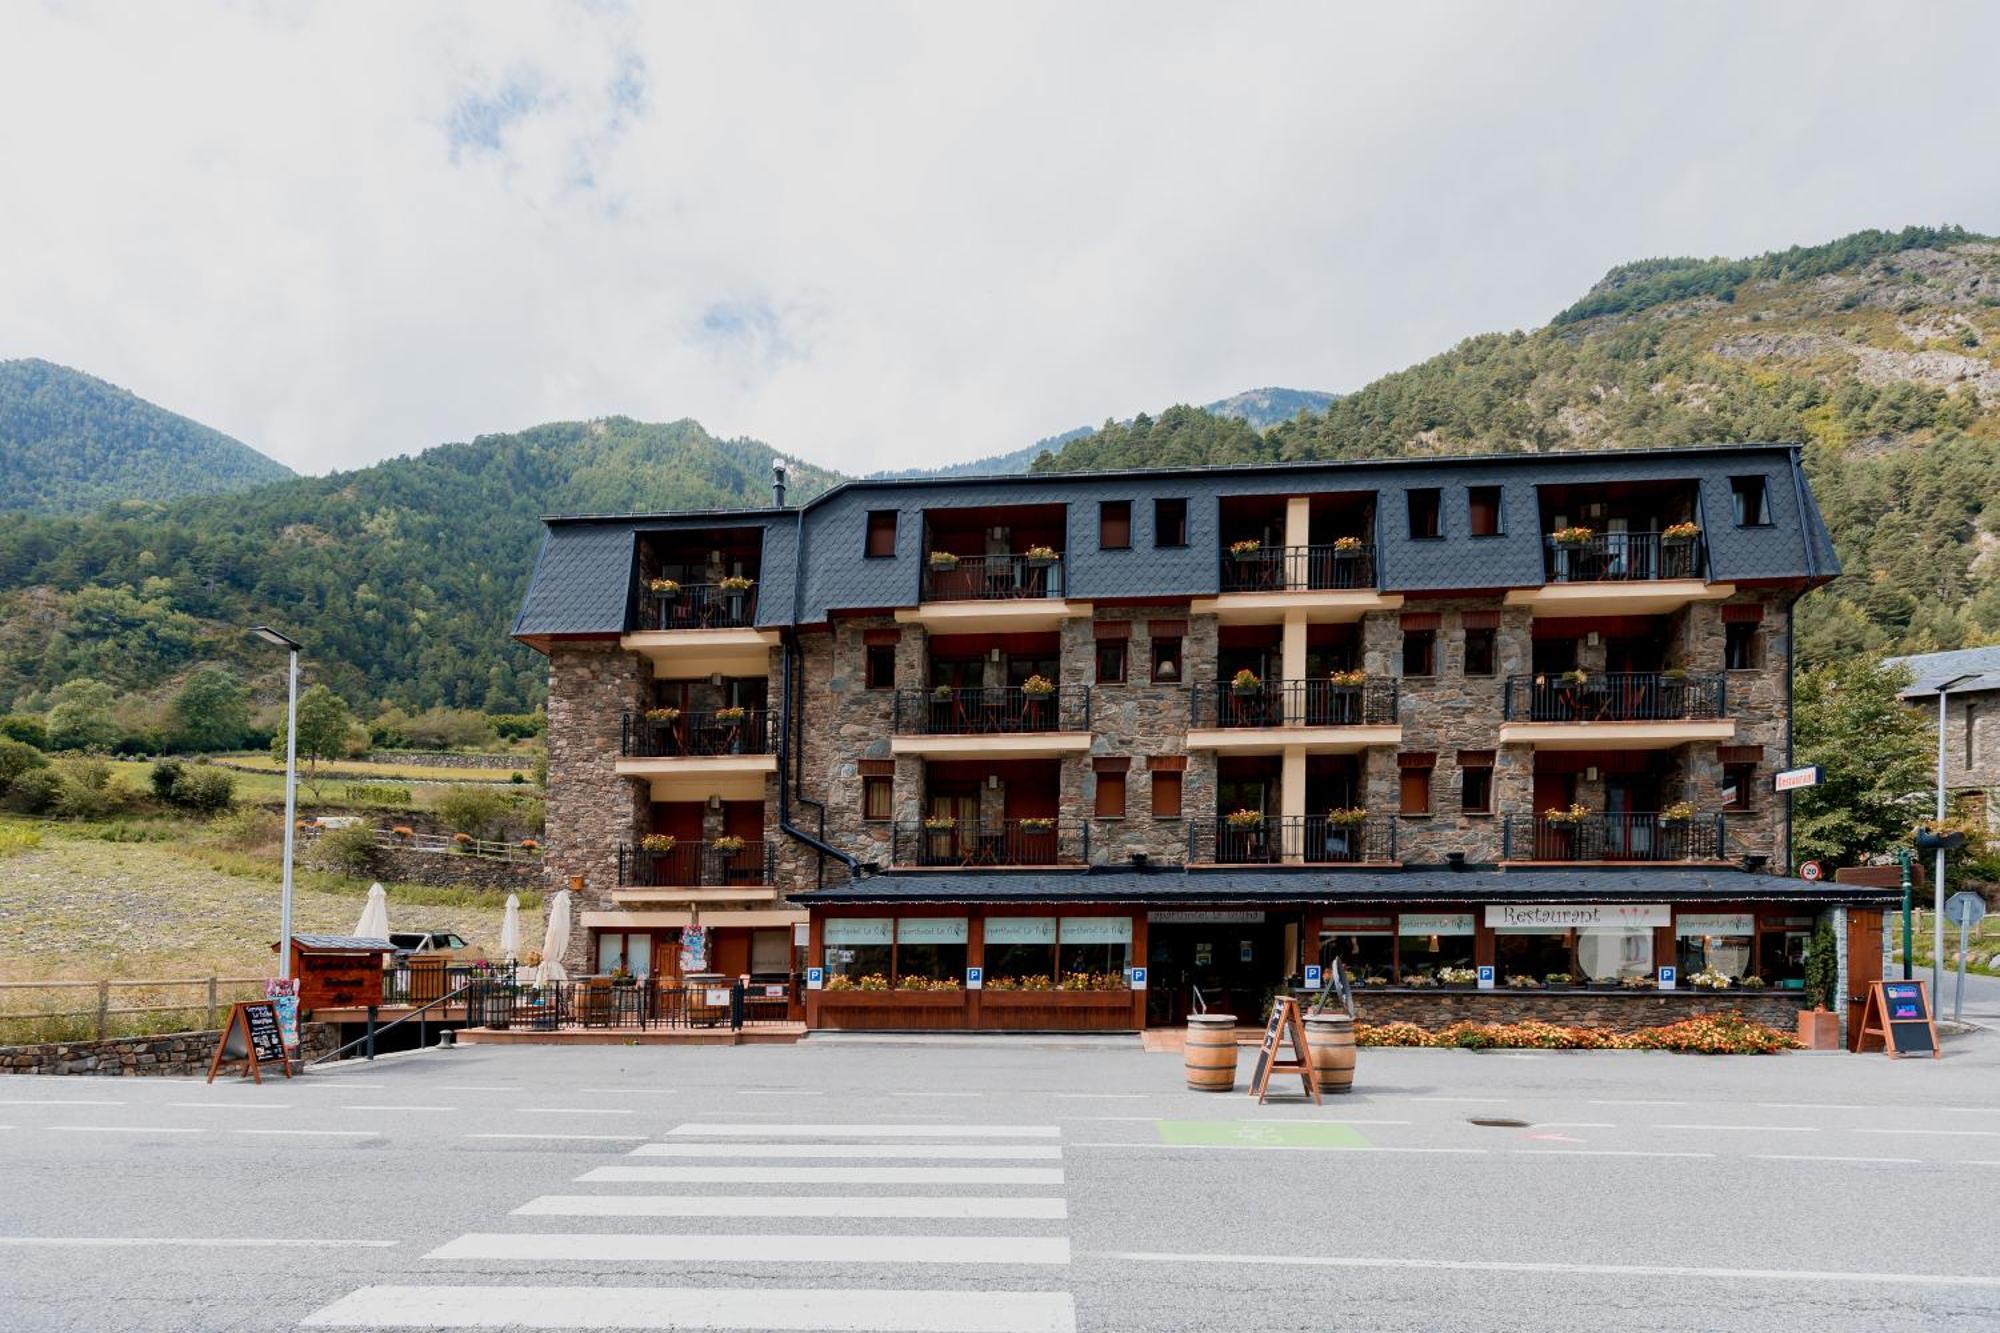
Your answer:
772,462 -> 788,508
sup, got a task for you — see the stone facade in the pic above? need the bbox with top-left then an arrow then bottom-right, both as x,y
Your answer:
0,1022 -> 337,1077
1352,989 -> 1805,1033
544,642 -> 651,973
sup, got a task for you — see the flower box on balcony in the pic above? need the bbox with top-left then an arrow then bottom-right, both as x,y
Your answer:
1022,546 -> 1059,567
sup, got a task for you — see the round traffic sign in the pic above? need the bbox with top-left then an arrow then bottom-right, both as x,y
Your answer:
1799,860 -> 1823,881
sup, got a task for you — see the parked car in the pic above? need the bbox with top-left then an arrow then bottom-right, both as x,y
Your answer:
388,931 -> 469,961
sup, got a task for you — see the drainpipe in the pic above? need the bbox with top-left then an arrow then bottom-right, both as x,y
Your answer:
775,505 -> 866,882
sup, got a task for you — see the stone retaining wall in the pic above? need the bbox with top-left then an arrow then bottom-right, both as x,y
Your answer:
363,750 -> 531,771
1352,989 -> 1806,1033
0,1022 -> 338,1076
301,841 -> 540,892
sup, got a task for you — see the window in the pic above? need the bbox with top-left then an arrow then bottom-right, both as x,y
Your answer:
865,643 -> 897,690
896,917 -> 968,982
863,776 -> 892,822
1396,913 -> 1476,982
1151,636 -> 1183,683
1725,623 -> 1759,670
1407,488 -> 1442,539
1576,928 -> 1654,983
1494,929 -> 1574,983
1401,629 -> 1436,678
1096,640 -> 1127,684
1731,475 -> 1769,526
823,917 -> 893,981
1319,920 -> 1395,983
1459,752 -> 1494,814
1100,500 -> 1132,550
1151,770 -> 1184,819
1059,916 -> 1132,980
865,510 -> 898,557
595,931 -> 654,977
1676,913 -> 1754,981
985,916 -> 1056,984
1154,497 -> 1188,548
1468,486 -> 1503,537
1722,762 -> 1755,811
1093,765 -> 1127,819
1464,627 -> 1496,677
750,928 -> 792,975
1399,757 -> 1434,816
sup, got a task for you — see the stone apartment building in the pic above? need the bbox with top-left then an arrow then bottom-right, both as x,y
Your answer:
1884,644 -> 2000,835
514,444 -> 1896,1037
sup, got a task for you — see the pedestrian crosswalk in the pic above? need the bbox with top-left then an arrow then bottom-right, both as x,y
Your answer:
301,1121 -> 1078,1331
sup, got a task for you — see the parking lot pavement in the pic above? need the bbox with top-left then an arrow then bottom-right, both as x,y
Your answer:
2,1033 -> 1998,1332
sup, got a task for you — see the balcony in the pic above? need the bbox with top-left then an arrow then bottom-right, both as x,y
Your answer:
1217,543 -> 1376,593
889,685 -> 1093,759
615,839 -> 778,905
1501,812 -> 1725,863
1498,672 -> 1734,749
1190,815 -> 1399,865
1187,679 -> 1400,753
1507,531 -> 1731,615
636,582 -> 759,630
614,707 -> 779,798
621,583 -> 779,675
898,553 -> 1089,633
891,818 -> 1085,868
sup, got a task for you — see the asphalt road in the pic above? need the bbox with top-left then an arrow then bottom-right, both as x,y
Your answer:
3,1028 -> 1999,1332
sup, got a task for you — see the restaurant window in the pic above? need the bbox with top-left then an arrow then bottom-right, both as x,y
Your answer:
823,917 -> 893,981
1463,627 -> 1496,677
1059,916 -> 1132,982
1407,488 -> 1442,539
1401,629 -> 1436,678
595,931 -> 653,978
865,510 -> 898,558
1731,475 -> 1769,527
1494,928 -> 1573,984
1154,497 -> 1188,548
1722,762 -> 1755,811
1468,486 -> 1503,536
862,775 -> 893,822
1676,913 -> 1755,981
1152,769 -> 1184,819
1093,765 -> 1127,819
1096,640 -> 1127,684
1756,917 -> 1814,989
1459,752 -> 1494,814
1725,622 -> 1760,670
985,916 -> 1057,984
865,643 -> 897,690
1151,636 -> 1184,683
1398,755 -> 1433,816
1319,919 -> 1395,984
1396,913 -> 1475,982
1100,500 -> 1132,550
896,917 -> 968,982
1575,927 -> 1654,984
750,929 -> 792,976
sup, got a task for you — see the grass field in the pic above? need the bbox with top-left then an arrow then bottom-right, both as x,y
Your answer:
219,752 -> 536,783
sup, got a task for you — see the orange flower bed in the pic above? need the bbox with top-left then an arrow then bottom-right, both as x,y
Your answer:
1355,1011 -> 1797,1055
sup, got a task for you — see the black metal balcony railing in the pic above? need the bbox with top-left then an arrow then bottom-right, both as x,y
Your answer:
635,582 -> 760,630
1218,543 -> 1376,592
1501,672 -> 1726,723
921,553 -> 1066,602
1191,815 -> 1398,865
1542,532 -> 1704,584
466,979 -> 796,1032
620,707 -> 777,758
1502,812 -> 1724,862
892,819 -> 1085,868
1190,679 -> 1399,729
618,839 -> 777,888
893,685 -> 1091,735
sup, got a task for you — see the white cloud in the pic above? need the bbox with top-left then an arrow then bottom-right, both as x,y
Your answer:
2,0 -> 1997,476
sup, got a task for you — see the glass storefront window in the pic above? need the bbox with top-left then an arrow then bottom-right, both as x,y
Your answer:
1757,918 -> 1813,988
1395,913 -> 1475,982
595,932 -> 653,977
824,917 -> 893,981
1320,918 -> 1394,983
986,916 -> 1057,984
897,917 -> 969,981
1576,928 -> 1653,983
1494,930 -> 1573,982
1677,913 -> 1755,980
1059,916 -> 1132,982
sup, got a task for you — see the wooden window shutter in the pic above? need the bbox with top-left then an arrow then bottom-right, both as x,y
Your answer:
1399,767 -> 1432,815
1461,610 -> 1502,630
1093,621 -> 1132,640
1151,770 -> 1183,819
1148,619 -> 1188,638
1147,754 -> 1188,772
1094,769 -> 1127,818
1717,745 -> 1764,765
858,759 -> 895,778
1400,612 -> 1442,631
863,628 -> 902,646
1398,751 -> 1436,769
1457,749 -> 1495,768
1093,756 -> 1132,773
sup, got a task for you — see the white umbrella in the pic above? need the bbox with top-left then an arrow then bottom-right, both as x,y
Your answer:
532,888 -> 571,985
499,894 -> 522,964
353,883 -> 389,940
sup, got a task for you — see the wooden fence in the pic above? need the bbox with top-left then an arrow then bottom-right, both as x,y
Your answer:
0,976 -> 270,1043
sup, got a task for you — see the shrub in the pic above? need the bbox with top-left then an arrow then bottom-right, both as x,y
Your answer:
209,807 -> 280,852
171,767 -> 236,814
1355,1012 -> 1797,1054
491,712 -> 545,741
0,824 -> 42,857
51,756 -> 127,820
436,785 -> 511,840
318,823 -> 378,876
0,714 -> 48,749
0,737 -> 50,794
150,758 -> 187,801
4,767 -> 63,814
344,783 -> 414,806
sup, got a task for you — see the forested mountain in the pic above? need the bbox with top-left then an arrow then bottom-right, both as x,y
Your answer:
0,419 -> 834,716
0,359 -> 293,515
1035,226 -> 2000,668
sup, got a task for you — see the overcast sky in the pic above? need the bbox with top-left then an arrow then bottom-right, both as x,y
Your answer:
3,2 -> 1997,478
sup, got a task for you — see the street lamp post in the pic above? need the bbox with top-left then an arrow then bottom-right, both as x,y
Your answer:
252,626 -> 303,979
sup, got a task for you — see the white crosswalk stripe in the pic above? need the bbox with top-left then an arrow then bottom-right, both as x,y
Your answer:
301,1117 -> 1078,1330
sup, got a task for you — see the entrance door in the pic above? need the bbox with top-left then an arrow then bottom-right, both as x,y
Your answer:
1145,919 -> 1293,1026
1603,775 -> 1656,859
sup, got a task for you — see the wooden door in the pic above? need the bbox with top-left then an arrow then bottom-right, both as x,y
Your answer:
1845,909 -> 1885,1051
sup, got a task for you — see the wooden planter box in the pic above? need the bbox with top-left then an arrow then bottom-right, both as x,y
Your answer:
977,988 -> 1135,1031
1797,1007 -> 1840,1051
812,989 -> 967,1031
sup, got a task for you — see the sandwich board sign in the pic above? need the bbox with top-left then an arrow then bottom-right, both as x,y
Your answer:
1855,979 -> 1940,1058
206,1001 -> 292,1083
1247,995 -> 1320,1106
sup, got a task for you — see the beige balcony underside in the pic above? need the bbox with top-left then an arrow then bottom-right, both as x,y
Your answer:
889,732 -> 1094,760
620,628 -> 780,678
1185,724 -> 1403,755
611,888 -> 779,907
894,599 -> 1093,634
580,907 -> 806,931
1188,589 -> 1404,626
1503,580 -> 1735,617
1497,719 -> 1737,750
615,754 -> 776,802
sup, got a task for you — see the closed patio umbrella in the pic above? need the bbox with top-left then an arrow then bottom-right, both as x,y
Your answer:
532,888 -> 571,985
353,883 -> 389,940
499,894 -> 521,964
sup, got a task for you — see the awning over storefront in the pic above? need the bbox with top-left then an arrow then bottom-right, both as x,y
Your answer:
796,867 -> 1898,908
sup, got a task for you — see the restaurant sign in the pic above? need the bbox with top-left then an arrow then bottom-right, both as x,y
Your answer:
1486,903 -> 1670,930
1149,910 -> 1265,924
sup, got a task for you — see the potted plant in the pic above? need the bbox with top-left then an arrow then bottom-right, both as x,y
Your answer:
1660,666 -> 1689,681
1506,974 -> 1541,989
1326,806 -> 1369,827
518,838 -> 540,851
1223,808 -> 1265,830
857,973 -> 890,991
1659,801 -> 1696,825
1332,536 -> 1365,555
923,814 -> 957,832
1018,816 -> 1055,833
1620,973 -> 1654,990
647,577 -> 681,597
1544,971 -> 1575,989
1662,521 -> 1701,542
711,834 -> 746,856
1021,674 -> 1056,697
1740,974 -> 1768,990
1228,538 -> 1263,561
824,973 -> 857,992
928,550 -> 960,570
1022,544 -> 1059,567
392,825 -> 414,840
1439,966 -> 1478,988
1550,525 -> 1594,547
931,683 -> 956,701
714,705 -> 748,723
718,575 -> 755,593
1404,972 -> 1436,988
1560,667 -> 1590,687
1544,802 -> 1592,826
1230,668 -> 1262,697
640,833 -> 677,854
1688,966 -> 1732,990
1328,668 -> 1367,687
644,706 -> 681,724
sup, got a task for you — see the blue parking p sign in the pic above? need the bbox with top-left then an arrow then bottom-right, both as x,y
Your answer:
1658,966 -> 1677,990
966,967 -> 984,991
1128,966 -> 1147,991
1476,965 -> 1496,990
1303,964 -> 1323,989
806,967 -> 824,991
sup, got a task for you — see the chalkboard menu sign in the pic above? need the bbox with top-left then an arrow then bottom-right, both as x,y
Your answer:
1856,979 -> 1940,1059
1247,995 -> 1320,1105
206,1001 -> 294,1083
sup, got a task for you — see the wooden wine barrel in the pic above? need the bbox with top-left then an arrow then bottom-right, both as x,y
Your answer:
1304,1012 -> 1356,1094
1184,1013 -> 1239,1091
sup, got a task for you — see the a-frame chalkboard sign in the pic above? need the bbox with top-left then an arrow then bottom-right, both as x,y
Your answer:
1247,994 -> 1320,1104
206,1000 -> 293,1083
1855,979 -> 1940,1059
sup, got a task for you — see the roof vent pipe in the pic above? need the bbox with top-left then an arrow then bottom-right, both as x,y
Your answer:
772,462 -> 788,508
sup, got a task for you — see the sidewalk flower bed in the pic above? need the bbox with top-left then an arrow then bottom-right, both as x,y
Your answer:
1356,1012 -> 1799,1054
